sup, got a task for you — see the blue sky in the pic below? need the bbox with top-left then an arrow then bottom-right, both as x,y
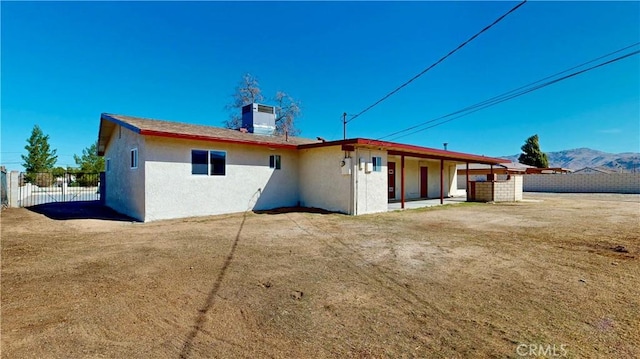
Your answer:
2,1 -> 639,171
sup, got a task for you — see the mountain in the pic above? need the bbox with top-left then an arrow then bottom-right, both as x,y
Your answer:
502,148 -> 640,172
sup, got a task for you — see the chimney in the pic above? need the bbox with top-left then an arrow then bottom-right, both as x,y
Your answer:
241,103 -> 276,136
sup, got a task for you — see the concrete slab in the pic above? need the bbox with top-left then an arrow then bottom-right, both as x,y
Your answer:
388,196 -> 467,211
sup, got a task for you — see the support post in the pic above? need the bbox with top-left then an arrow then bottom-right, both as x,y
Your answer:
440,159 -> 444,204
342,112 -> 347,140
466,162 -> 470,201
490,164 -> 495,202
401,155 -> 405,209
9,171 -> 19,208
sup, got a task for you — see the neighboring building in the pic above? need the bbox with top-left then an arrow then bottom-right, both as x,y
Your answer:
457,162 -> 572,189
97,105 -> 509,222
457,162 -> 529,185
572,167 -> 615,174
524,167 -> 572,174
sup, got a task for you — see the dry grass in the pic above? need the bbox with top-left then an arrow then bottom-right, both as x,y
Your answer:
1,194 -> 639,358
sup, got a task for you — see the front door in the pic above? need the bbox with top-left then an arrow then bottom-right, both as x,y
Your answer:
420,166 -> 428,198
388,162 -> 396,199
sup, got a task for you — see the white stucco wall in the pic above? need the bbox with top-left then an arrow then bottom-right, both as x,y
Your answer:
143,136 -> 300,221
299,146 -> 352,214
353,148 -> 388,215
104,125 -> 146,221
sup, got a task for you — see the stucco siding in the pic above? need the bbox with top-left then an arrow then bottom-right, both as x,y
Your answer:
299,146 -> 352,214
354,148 -> 387,215
143,137 -> 300,221
103,125 -> 146,221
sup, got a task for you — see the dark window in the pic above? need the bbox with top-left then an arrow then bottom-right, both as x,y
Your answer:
210,151 -> 226,176
372,156 -> 382,172
191,150 -> 208,175
269,155 -> 281,170
192,150 -> 226,176
130,148 -> 138,169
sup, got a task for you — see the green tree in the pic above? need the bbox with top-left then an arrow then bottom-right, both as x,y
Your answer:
21,125 -> 58,184
224,73 -> 302,135
52,166 -> 66,177
73,143 -> 104,186
518,134 -> 549,168
74,143 -> 104,173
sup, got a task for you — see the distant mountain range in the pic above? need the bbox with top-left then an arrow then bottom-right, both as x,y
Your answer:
502,148 -> 640,172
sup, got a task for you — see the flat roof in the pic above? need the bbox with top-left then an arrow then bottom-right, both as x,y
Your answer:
299,138 -> 509,165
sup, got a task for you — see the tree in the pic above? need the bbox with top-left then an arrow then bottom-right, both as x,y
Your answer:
518,134 -> 549,168
21,125 -> 58,184
74,143 -> 104,173
223,73 -> 264,130
224,73 -> 302,135
274,91 -> 301,136
73,143 -> 104,186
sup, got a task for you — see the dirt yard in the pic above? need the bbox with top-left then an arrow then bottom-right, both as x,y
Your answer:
1,194 -> 639,358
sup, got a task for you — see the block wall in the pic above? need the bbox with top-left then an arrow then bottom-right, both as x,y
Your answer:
523,173 -> 640,194
471,175 -> 523,202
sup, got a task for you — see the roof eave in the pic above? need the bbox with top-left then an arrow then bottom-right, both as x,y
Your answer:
139,129 -> 300,150
299,138 -> 509,165
97,113 -> 142,156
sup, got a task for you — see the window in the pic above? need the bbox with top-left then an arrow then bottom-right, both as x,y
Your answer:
372,156 -> 382,172
269,155 -> 281,170
192,150 -> 226,176
106,158 -> 111,172
130,148 -> 138,169
210,151 -> 226,176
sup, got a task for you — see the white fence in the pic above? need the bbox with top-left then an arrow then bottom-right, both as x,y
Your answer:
523,173 -> 640,194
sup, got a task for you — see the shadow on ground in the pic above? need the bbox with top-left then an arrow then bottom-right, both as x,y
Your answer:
26,201 -> 135,221
253,206 -> 337,215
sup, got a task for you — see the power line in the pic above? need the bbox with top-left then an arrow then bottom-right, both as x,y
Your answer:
378,42 -> 640,140
346,0 -> 527,124
383,49 -> 640,142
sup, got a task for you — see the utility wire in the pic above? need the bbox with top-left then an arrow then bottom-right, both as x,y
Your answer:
378,42 -> 640,140
346,0 -> 527,124
384,49 -> 640,142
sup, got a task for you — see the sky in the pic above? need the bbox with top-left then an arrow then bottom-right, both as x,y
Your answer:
2,1 -> 639,171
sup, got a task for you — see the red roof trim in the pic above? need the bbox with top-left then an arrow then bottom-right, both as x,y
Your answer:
299,138 -> 509,164
139,129 -> 300,149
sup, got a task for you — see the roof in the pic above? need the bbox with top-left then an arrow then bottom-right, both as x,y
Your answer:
98,113 -> 509,165
98,113 -> 320,155
456,162 -> 533,171
299,138 -> 509,165
524,167 -> 572,174
573,166 -> 614,174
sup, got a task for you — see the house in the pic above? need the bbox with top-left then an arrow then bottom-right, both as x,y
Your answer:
524,167 -> 572,174
97,104 -> 510,222
572,167 -> 615,174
